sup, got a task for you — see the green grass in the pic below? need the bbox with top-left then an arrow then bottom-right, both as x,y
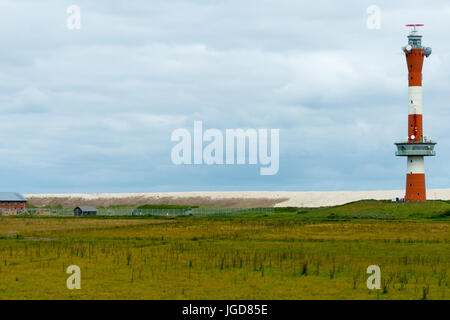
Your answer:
294,200 -> 450,221
136,204 -> 199,210
0,200 -> 449,300
18,200 -> 450,224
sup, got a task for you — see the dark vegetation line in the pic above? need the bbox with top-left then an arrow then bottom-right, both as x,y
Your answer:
8,199 -> 450,222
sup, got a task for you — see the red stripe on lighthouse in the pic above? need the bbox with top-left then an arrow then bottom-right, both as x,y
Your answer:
405,173 -> 426,201
408,114 -> 423,142
406,49 -> 425,87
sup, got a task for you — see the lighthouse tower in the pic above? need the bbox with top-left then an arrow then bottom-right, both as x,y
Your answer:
395,24 -> 436,201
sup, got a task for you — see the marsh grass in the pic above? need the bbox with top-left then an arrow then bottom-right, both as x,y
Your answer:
0,214 -> 448,300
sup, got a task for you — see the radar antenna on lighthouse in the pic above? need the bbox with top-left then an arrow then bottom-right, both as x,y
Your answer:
405,23 -> 424,33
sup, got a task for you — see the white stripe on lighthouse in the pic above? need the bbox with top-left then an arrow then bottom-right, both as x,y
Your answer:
406,156 -> 425,174
408,86 -> 423,115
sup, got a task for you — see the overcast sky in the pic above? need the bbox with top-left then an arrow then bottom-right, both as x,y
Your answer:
0,0 -> 449,193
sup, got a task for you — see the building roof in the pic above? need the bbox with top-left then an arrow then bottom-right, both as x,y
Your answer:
75,206 -> 98,212
0,192 -> 27,202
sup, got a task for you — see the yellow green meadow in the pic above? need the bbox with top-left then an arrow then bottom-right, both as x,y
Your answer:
0,209 -> 449,300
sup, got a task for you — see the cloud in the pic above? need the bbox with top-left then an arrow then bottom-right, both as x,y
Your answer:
0,0 -> 449,192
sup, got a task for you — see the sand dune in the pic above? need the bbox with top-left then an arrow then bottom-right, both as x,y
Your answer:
25,189 -> 450,208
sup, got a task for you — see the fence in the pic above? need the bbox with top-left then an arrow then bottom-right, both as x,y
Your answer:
18,207 -> 275,217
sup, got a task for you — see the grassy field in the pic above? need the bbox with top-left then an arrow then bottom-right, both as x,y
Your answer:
295,199 -> 450,220
0,200 -> 449,300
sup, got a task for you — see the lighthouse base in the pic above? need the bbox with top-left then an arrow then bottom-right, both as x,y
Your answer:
405,173 -> 426,201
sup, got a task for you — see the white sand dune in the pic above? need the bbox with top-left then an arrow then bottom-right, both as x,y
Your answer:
25,189 -> 450,208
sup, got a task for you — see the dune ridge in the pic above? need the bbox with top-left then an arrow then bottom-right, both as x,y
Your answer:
24,189 -> 450,208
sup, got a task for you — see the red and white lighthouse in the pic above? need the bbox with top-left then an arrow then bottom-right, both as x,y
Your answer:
395,24 -> 436,201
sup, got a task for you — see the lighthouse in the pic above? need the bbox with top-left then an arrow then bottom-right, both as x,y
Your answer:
395,24 -> 436,201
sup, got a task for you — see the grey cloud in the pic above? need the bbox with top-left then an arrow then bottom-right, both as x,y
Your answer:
0,0 -> 449,192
